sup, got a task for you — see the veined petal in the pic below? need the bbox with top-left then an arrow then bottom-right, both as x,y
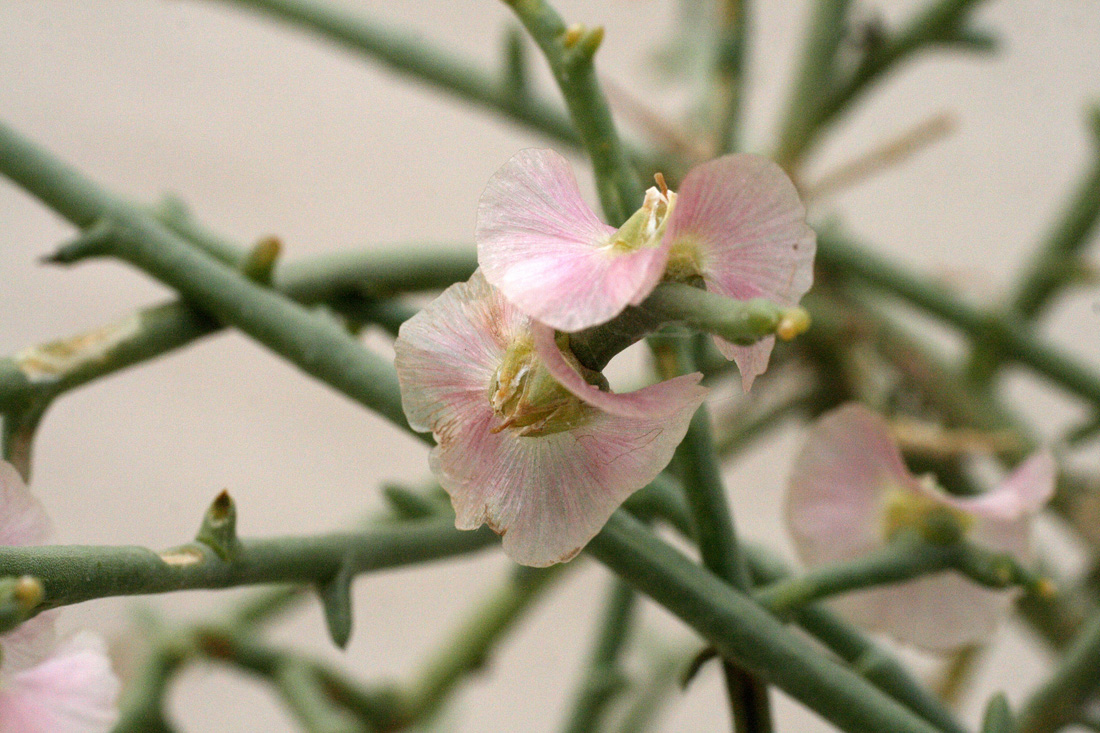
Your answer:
1,613 -> 57,676
477,148 -> 668,332
0,632 -> 119,733
529,322 -> 707,420
0,462 -> 51,547
433,390 -> 697,567
786,405 -> 917,567
395,271 -> 525,434
665,154 -> 816,390
397,271 -> 699,566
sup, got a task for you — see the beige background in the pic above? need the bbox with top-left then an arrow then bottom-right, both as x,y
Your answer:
2,1 -> 1099,730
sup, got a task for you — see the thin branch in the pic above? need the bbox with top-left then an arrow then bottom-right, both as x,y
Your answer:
504,0 -> 643,225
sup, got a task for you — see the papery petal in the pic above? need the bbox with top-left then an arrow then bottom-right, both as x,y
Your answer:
0,632 -> 119,733
0,461 -> 51,547
432,389 -> 698,567
529,321 -> 707,419
395,271 -> 525,435
665,154 -> 816,390
832,573 -> 1013,652
477,148 -> 668,332
786,405 -> 917,567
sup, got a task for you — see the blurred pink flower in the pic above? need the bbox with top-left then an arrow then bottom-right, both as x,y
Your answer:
476,148 -> 815,390
0,462 -> 120,732
394,271 -> 706,566
785,405 -> 1055,651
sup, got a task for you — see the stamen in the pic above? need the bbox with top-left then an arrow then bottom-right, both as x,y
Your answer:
654,172 -> 668,197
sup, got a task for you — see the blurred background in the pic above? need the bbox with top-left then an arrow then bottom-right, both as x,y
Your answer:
1,1 -> 1098,730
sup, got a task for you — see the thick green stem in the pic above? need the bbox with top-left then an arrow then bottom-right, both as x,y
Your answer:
561,580 -> 637,733
587,512 -> 946,733
504,0 -> 643,225
0,516 -> 495,611
745,546 -> 968,733
666,339 -> 772,733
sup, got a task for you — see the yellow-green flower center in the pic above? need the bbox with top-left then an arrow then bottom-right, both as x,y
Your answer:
489,336 -> 592,437
606,185 -> 676,255
881,477 -> 974,544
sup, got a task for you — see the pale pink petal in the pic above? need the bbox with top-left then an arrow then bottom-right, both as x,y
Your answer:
1,612 -> 57,675
925,451 -> 1056,563
0,631 -> 120,732
717,338 -> 776,392
932,451 -> 1055,523
395,271 -> 525,434
477,148 -> 669,332
786,405 -> 918,567
0,461 -> 51,547
432,390 -> 697,566
665,155 -> 815,390
529,321 -> 707,419
832,573 -> 1013,652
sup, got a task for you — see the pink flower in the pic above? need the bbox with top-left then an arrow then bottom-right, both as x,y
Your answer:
785,405 -> 1055,651
476,148 -> 815,390
0,462 -> 120,732
394,271 -> 707,566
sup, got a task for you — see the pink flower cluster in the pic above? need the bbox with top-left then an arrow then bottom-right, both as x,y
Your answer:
786,405 -> 1054,650
396,150 -> 815,565
0,463 -> 119,731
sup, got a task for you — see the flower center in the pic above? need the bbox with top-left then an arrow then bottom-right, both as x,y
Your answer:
881,476 -> 974,544
489,336 -> 592,437
606,183 -> 677,255
664,236 -> 705,283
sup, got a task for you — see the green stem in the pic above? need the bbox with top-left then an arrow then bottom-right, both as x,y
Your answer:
1007,110 -> 1100,321
774,0 -> 853,170
274,660 -> 365,733
195,627 -> 398,729
504,0 -> 643,225
561,580 -> 637,733
1017,608 -> 1100,733
745,546 -> 967,733
665,339 -> 772,733
111,644 -> 186,733
587,511 -> 946,733
778,0 -> 992,168
0,516 -> 495,611
818,232 -> 1100,411
711,0 -> 750,154
217,0 -> 578,147
398,565 -> 565,725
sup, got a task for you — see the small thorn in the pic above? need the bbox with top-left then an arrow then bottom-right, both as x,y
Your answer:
240,236 -> 281,285
195,490 -> 241,561
562,23 -> 584,48
317,558 -> 355,649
